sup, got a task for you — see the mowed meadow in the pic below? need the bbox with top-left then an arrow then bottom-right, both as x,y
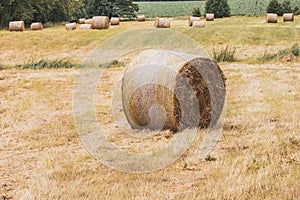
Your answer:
1,16 -> 300,199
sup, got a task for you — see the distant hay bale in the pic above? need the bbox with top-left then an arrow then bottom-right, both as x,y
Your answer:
78,18 -> 86,24
154,17 -> 170,28
206,13 -> 214,21
110,17 -> 120,26
122,49 -> 226,132
266,13 -> 278,23
9,21 -> 25,32
283,13 -> 294,22
92,16 -> 109,29
137,15 -> 146,22
66,23 -> 76,30
30,22 -> 43,31
188,16 -> 200,26
192,21 -> 205,28
79,24 -> 92,30
85,19 -> 92,24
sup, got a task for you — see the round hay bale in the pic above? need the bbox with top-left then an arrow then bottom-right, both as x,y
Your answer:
78,18 -> 86,24
192,21 -> 205,28
266,13 -> 278,23
85,19 -> 92,24
188,16 -> 200,26
110,17 -> 120,26
283,13 -> 294,22
122,49 -> 226,132
9,21 -> 25,32
92,16 -> 109,29
30,22 -> 43,31
66,23 -> 76,30
80,24 -> 92,30
137,15 -> 146,22
154,18 -> 170,28
206,13 -> 214,21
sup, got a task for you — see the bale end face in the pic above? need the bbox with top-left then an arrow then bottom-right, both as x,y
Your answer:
175,58 -> 226,129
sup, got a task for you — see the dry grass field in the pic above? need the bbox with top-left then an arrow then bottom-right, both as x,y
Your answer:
0,16 -> 300,199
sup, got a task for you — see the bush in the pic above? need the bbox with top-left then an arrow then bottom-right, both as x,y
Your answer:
86,0 -> 139,19
213,45 -> 236,62
20,59 -> 77,69
205,0 -> 230,18
282,0 -> 292,13
259,43 -> 299,61
267,0 -> 283,16
291,44 -> 299,56
192,6 -> 201,17
294,6 -> 300,15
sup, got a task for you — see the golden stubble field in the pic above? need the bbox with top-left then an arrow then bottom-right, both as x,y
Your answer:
0,16 -> 300,199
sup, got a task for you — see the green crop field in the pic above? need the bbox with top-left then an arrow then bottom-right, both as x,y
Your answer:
135,1 -> 206,17
229,0 -> 300,16
135,0 -> 300,17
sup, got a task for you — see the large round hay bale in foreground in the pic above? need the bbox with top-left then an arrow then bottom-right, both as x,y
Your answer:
110,17 -> 120,26
122,49 -> 226,132
85,19 -> 92,24
188,16 -> 200,26
78,18 -> 86,24
193,21 -> 205,28
154,18 -> 170,28
283,13 -> 294,22
66,23 -> 76,30
137,15 -> 146,22
206,13 -> 214,21
266,13 -> 278,23
9,21 -> 25,32
30,22 -> 43,31
80,24 -> 92,30
92,16 -> 109,29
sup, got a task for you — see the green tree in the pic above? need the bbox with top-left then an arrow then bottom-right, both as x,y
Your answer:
205,0 -> 230,18
48,0 -> 84,22
0,0 -> 138,28
293,6 -> 300,15
267,0 -> 283,16
0,0 -> 34,27
111,0 -> 139,18
86,0 -> 138,19
0,0 -> 85,28
31,0 -> 56,23
192,6 -> 201,17
281,0 -> 292,13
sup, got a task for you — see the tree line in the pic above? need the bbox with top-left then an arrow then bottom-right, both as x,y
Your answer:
267,0 -> 299,16
1,0 -> 299,28
0,0 -> 139,28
